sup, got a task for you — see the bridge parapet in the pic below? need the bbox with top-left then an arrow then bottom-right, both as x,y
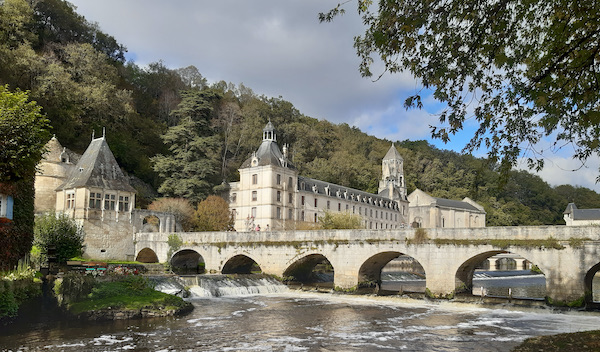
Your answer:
135,225 -> 600,245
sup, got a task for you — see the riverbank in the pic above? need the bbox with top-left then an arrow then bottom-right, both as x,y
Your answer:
512,330 -> 600,351
55,272 -> 193,320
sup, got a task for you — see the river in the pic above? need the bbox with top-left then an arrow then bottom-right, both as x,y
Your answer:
2,275 -> 600,352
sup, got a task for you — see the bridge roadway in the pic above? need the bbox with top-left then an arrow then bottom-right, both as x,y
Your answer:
134,226 -> 600,305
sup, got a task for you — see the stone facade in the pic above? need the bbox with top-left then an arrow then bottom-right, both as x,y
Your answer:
228,122 -> 410,231
35,136 -> 177,261
406,189 -> 486,228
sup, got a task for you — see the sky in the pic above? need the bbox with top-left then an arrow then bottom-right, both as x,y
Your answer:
67,0 -> 600,192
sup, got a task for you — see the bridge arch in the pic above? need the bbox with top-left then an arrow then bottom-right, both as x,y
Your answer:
171,249 -> 206,275
584,262 -> 600,305
222,254 -> 262,274
283,253 -> 334,284
455,250 -> 546,298
135,247 -> 159,263
358,252 -> 425,290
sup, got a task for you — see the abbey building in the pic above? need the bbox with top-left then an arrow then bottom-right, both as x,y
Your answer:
228,122 -> 486,231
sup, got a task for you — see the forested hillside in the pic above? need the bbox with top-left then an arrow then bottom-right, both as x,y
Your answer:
2,0 -> 599,225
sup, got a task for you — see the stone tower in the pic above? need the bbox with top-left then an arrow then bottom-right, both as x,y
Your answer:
378,143 -> 407,201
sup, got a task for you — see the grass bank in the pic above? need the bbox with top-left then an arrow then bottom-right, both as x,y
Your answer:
512,330 -> 600,351
55,272 -> 192,320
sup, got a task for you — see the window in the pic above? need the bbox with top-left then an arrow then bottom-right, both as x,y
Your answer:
370,209 -> 373,217
277,191 -> 281,202
338,203 -> 341,211
66,192 -> 75,209
346,204 -> 349,211
252,191 -> 257,201
288,177 -> 293,189
301,196 -> 305,205
288,208 -> 293,220
89,192 -> 101,209
232,193 -> 237,203
359,207 -> 362,215
104,194 -> 115,210
327,200 -> 330,209
314,198 -> 318,207
251,207 -> 257,218
314,213 -> 318,222
119,196 -> 130,212
276,174 -> 281,185
301,211 -> 305,221
231,209 -> 236,221
288,192 -> 293,204
0,194 -> 13,219
277,207 -> 281,219
252,174 -> 258,184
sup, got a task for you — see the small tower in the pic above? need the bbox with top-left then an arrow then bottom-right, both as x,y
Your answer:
378,143 -> 407,201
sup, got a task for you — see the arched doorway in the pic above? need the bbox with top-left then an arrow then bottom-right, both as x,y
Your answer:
358,252 -> 425,294
456,251 -> 545,299
283,254 -> 334,288
222,255 -> 262,274
135,248 -> 159,263
170,249 -> 205,275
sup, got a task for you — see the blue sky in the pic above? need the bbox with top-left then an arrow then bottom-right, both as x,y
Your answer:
68,0 -> 600,192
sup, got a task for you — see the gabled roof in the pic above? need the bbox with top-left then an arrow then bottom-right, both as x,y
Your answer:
564,203 -> 600,220
408,189 -> 485,213
383,144 -> 403,161
57,137 -> 136,193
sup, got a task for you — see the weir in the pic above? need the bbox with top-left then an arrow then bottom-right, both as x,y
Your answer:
154,275 -> 289,298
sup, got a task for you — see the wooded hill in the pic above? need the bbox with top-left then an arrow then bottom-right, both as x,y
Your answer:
2,0 -> 599,226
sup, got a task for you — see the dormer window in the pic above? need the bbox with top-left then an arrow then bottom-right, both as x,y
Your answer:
0,193 -> 13,220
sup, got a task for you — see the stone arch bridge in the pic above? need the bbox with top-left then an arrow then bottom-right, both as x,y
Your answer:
134,226 -> 600,305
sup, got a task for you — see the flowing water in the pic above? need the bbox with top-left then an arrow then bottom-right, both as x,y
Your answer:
2,275 -> 600,352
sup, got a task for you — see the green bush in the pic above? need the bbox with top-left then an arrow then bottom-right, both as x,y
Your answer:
56,272 -> 96,303
34,212 -> 84,264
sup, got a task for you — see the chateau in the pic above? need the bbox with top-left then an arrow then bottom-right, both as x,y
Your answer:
228,122 -> 486,231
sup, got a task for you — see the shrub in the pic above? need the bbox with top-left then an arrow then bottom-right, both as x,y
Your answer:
34,212 -> 84,264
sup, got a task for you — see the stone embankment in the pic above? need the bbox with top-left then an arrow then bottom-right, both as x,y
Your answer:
72,303 -> 193,321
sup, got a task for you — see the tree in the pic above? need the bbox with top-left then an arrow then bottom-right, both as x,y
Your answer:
33,212 -> 84,264
152,89 -> 222,203
321,1 -> 600,176
318,211 -> 364,229
0,85 -> 50,181
194,195 -> 234,231
148,197 -> 195,232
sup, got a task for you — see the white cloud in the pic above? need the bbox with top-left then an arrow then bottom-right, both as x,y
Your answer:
68,0 -> 599,191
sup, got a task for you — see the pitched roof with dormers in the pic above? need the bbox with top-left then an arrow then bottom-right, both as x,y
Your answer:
56,137 -> 136,193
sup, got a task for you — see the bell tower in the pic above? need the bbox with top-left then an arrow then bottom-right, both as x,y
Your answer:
378,144 -> 406,201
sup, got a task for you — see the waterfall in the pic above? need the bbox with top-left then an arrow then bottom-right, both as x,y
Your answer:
153,275 -> 289,298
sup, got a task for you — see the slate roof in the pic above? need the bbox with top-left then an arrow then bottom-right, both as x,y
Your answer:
42,136 -> 80,164
433,197 -> 483,213
297,176 -> 398,209
57,137 -> 136,193
564,203 -> 600,220
240,122 -> 295,169
240,140 -> 295,169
